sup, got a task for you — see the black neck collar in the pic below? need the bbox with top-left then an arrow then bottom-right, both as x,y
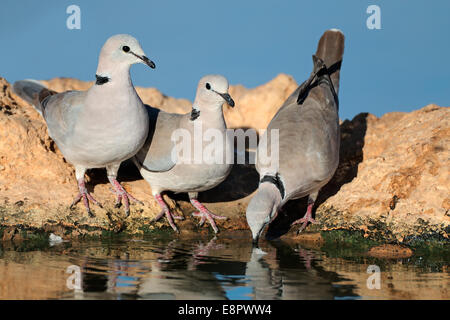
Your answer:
260,174 -> 285,199
95,74 -> 110,85
190,108 -> 200,121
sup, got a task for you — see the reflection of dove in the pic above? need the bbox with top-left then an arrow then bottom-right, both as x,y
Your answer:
187,237 -> 224,270
245,246 -> 282,299
138,239 -> 227,300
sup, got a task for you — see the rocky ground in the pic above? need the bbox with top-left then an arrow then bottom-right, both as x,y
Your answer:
0,75 -> 448,245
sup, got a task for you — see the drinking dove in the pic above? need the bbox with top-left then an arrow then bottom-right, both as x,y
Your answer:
246,29 -> 345,242
134,75 -> 234,233
13,34 -> 155,217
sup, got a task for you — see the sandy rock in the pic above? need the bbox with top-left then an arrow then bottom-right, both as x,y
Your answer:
2,227 -> 16,241
317,105 -> 450,242
0,77 -> 75,208
367,244 -> 413,259
281,232 -> 325,249
225,74 -> 298,130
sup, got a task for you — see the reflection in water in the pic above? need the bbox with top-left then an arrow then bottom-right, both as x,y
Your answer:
0,235 -> 448,300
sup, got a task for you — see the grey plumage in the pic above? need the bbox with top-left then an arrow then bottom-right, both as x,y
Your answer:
247,29 -> 345,241
134,75 -> 234,233
12,79 -> 52,117
135,107 -> 179,173
12,34 -> 155,217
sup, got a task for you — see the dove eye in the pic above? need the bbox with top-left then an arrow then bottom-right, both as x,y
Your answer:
122,46 -> 130,53
206,83 -> 211,90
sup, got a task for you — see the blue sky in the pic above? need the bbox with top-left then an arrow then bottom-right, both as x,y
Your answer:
1,0 -> 448,120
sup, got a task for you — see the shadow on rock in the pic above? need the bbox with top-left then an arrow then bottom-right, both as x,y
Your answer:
172,127 -> 261,204
86,159 -> 143,189
200,161 -> 259,203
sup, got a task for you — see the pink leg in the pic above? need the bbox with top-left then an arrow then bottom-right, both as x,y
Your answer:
109,177 -> 143,217
291,202 -> 318,233
70,178 -> 102,217
152,194 -> 184,232
190,198 -> 227,234
188,237 -> 224,270
296,247 -> 314,271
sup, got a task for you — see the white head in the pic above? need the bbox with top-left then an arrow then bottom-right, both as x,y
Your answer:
193,75 -> 235,110
246,183 -> 282,243
96,34 -> 155,76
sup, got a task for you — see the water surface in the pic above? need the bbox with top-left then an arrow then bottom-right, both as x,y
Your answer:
0,233 -> 448,300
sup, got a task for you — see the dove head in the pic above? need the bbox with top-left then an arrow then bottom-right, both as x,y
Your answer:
96,34 -> 155,76
246,183 -> 282,244
194,75 -> 235,110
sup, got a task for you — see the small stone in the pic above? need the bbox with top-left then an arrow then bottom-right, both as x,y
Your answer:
49,233 -> 63,246
14,200 -> 24,207
367,244 -> 413,259
2,228 -> 16,241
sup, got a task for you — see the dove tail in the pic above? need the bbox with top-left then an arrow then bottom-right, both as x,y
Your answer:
315,29 -> 345,94
12,80 -> 56,117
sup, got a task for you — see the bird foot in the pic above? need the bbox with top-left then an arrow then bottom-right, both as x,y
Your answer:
152,194 -> 184,232
70,179 -> 102,218
109,178 -> 142,217
152,208 -> 184,233
190,199 -> 227,233
291,209 -> 317,233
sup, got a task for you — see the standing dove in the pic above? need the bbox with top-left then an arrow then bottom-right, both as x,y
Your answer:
246,29 -> 345,242
134,75 -> 235,233
13,34 -> 155,217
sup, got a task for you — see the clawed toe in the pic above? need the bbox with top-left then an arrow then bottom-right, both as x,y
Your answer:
109,177 -> 142,217
292,216 -> 317,233
292,201 -> 318,233
152,209 -> 182,233
190,199 -> 227,234
192,212 -> 207,227
152,194 -> 184,232
191,198 -> 228,233
291,217 -> 317,226
70,189 -> 102,217
191,210 -> 227,234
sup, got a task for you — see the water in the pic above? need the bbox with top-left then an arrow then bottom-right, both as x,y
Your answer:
0,233 -> 448,300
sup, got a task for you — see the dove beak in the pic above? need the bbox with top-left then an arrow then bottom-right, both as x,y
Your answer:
252,227 -> 264,245
130,52 -> 156,69
216,92 -> 235,107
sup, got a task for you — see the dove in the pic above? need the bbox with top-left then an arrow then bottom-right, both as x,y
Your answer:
246,29 -> 345,242
134,75 -> 234,233
12,34 -> 155,217
137,239 -> 227,299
